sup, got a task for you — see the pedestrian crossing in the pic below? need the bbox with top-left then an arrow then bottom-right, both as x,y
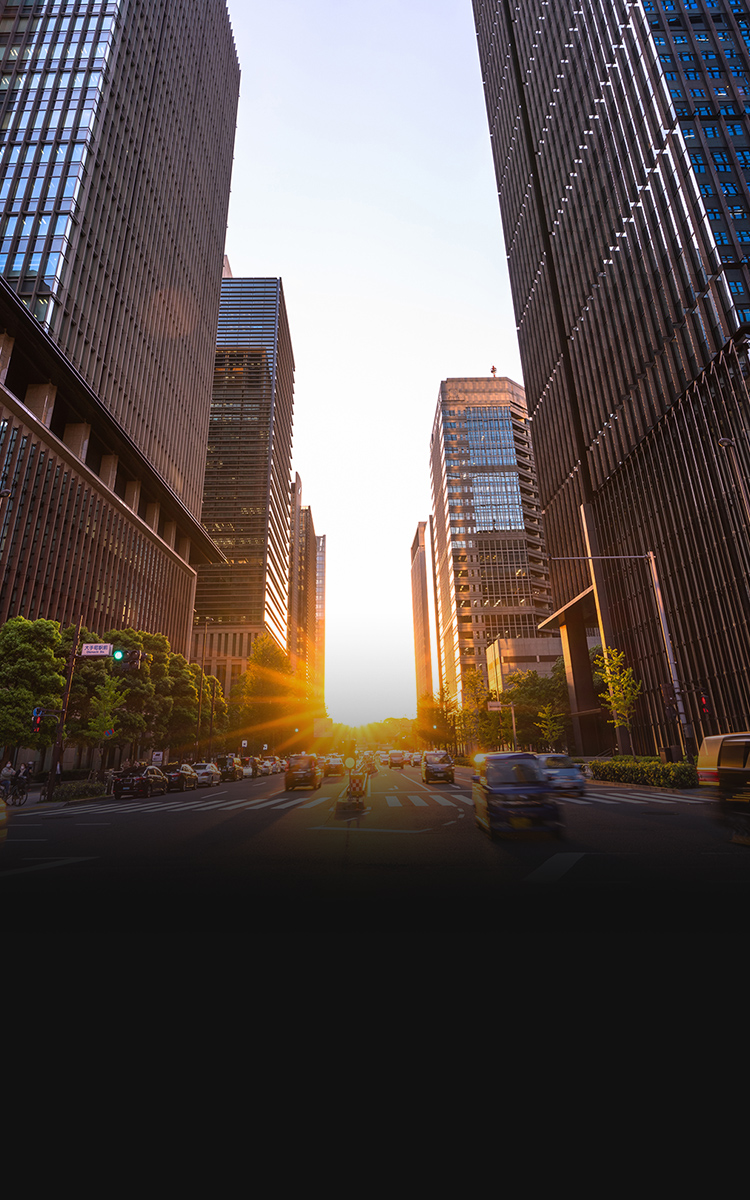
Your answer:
16,785 -> 708,819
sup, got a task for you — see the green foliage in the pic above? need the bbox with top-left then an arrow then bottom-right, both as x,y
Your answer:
416,690 -> 456,749
589,759 -> 698,788
534,704 -> 567,750
0,616 -> 66,750
501,667 -> 572,750
593,646 -> 642,733
49,781 -> 107,802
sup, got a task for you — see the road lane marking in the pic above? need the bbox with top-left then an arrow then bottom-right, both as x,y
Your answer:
407,795 -> 429,806
0,856 -> 96,878
429,795 -> 457,807
525,854 -> 586,884
386,796 -> 402,807
272,794 -> 322,809
309,826 -> 430,835
299,793 -> 333,808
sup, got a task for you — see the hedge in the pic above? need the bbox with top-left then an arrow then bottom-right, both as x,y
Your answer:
48,781 -> 107,803
589,759 -> 698,789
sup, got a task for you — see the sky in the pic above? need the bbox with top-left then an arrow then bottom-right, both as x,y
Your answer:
223,0 -> 523,727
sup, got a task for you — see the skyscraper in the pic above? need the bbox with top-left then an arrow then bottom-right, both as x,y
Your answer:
410,521 -> 433,705
315,533 -> 326,708
0,0 -> 239,517
193,276 -> 295,695
288,474 -> 320,697
429,376 -> 552,705
473,0 -> 750,750
0,1 -> 238,652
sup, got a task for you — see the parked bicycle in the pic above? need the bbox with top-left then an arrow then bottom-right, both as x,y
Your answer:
6,778 -> 27,806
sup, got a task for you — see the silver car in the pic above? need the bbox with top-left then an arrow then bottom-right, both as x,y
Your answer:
536,754 -> 586,796
192,761 -> 221,787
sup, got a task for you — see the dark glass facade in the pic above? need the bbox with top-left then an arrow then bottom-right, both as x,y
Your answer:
0,0 -> 239,519
429,377 -> 552,705
194,278 -> 295,689
474,0 -> 750,749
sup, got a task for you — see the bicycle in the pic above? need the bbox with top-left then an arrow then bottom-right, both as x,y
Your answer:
7,779 -> 28,806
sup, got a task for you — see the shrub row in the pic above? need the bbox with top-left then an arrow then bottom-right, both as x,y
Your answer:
589,759 -> 698,789
49,781 -> 107,802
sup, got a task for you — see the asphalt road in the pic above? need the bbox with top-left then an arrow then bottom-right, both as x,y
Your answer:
1,764 -> 747,922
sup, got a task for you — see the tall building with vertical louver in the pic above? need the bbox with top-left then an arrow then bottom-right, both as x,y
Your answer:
193,277 -> 295,698
473,0 -> 750,751
0,1 -> 238,653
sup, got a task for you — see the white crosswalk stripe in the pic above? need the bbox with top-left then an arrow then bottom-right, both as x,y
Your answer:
407,795 -> 429,807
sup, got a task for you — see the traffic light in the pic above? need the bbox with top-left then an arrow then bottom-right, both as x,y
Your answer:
113,648 -> 143,673
31,707 -> 43,734
700,692 -> 713,719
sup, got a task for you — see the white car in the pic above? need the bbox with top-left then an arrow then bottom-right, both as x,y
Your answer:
411,753 -> 421,766
192,761 -> 221,787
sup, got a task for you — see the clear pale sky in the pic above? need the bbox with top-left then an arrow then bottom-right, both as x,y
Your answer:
224,0 -> 523,726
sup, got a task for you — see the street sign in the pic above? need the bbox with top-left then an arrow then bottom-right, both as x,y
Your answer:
104,728 -> 114,739
241,740 -> 247,748
80,643 -> 113,657
487,702 -> 504,711
151,751 -> 163,765
263,744 -> 268,751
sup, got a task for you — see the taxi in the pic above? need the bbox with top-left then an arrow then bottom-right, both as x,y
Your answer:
472,752 -> 563,839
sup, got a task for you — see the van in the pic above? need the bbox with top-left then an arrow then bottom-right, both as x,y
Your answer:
215,754 -> 243,782
698,732 -> 750,840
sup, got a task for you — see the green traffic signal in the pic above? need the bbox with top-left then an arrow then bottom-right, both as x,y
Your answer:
113,649 -> 125,661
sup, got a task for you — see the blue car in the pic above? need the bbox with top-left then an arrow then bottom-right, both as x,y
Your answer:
472,752 -> 563,839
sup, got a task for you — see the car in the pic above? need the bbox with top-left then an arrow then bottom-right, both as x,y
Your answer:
421,751 -> 454,784
389,751 -> 406,769
536,753 -> 586,796
472,752 -> 563,839
214,754 -> 243,781
285,753 -> 323,791
325,755 -> 344,777
411,752 -> 421,767
164,762 -> 199,792
260,757 -> 281,775
114,765 -> 169,799
192,761 -> 221,787
379,752 -> 388,765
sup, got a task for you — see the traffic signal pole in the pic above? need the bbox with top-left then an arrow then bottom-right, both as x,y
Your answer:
45,615 -> 83,804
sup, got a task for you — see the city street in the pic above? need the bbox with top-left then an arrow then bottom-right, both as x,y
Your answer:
1,763 -> 748,918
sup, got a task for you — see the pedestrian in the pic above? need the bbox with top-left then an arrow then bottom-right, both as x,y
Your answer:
1,760 -> 15,799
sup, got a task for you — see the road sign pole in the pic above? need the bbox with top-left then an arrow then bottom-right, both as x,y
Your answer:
45,614 -> 83,804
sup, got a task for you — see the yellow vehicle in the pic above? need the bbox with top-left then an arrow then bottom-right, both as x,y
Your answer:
698,732 -> 750,843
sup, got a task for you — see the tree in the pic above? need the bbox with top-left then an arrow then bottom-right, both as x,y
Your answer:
501,668 -> 571,751
83,674 -> 127,765
534,704 -> 567,751
0,617 -> 66,755
233,634 -> 294,754
593,647 -> 642,745
166,654 -> 200,759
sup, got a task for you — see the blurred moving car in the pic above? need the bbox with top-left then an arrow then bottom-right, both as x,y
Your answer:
472,752 -> 563,839
285,754 -> 323,790
411,752 -> 421,766
389,751 -> 406,769
215,754 -> 243,782
192,762 -> 221,787
536,753 -> 586,796
164,762 -> 199,792
421,751 -> 454,784
114,765 -> 169,799
324,755 -> 344,777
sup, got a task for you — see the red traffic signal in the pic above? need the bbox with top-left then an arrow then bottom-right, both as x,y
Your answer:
31,707 -> 43,734
700,693 -> 712,718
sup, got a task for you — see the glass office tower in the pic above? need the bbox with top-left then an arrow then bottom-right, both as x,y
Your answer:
193,277 -> 295,696
429,376 -> 552,705
474,0 -> 750,750
0,0 -> 239,519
